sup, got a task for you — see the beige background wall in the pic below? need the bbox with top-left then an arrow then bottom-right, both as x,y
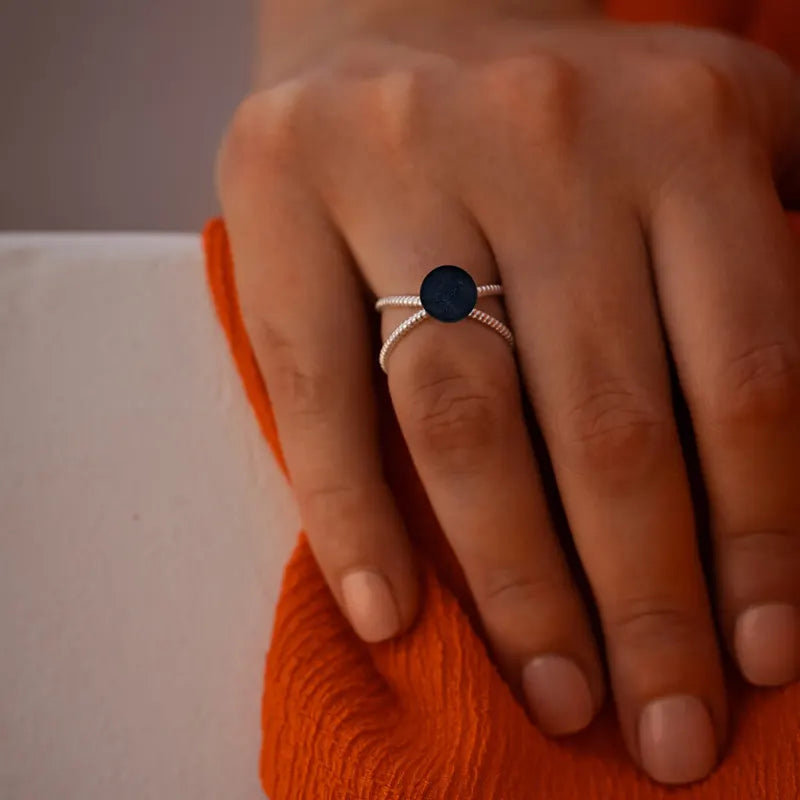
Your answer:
0,0 -> 253,231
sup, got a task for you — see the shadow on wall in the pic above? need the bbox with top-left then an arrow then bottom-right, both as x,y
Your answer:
0,0 -> 252,231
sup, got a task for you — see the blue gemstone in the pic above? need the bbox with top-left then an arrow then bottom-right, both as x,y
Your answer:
419,265 -> 478,323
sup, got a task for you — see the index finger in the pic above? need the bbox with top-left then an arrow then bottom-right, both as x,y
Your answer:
218,98 -> 420,642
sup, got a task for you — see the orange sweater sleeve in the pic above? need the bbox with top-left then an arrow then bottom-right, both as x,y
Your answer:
203,4 -> 800,796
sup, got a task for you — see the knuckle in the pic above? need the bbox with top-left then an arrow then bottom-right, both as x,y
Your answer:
721,528 -> 800,600
556,382 -> 670,486
399,364 -> 514,474
260,331 -> 334,423
649,56 -> 744,142
296,481 -> 378,539
708,341 -> 800,431
723,527 -> 800,562
371,65 -> 435,150
479,53 -> 579,149
220,94 -> 271,170
276,361 -> 334,422
481,52 -> 576,95
479,566 -> 571,609
217,84 -> 305,187
608,598 -> 701,650
319,54 -> 451,156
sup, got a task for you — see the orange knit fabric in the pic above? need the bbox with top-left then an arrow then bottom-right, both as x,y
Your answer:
204,4 -> 800,796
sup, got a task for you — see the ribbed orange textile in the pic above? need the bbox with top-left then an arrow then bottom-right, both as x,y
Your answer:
204,4 -> 800,797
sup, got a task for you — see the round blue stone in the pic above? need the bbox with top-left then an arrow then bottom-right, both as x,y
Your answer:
419,265 -> 478,323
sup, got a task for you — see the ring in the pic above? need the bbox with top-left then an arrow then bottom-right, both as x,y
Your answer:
374,265 -> 515,374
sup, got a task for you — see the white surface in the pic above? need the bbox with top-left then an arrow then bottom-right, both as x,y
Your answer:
0,233 -> 297,799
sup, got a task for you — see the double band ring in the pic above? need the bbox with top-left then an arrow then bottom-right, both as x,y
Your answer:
374,265 -> 515,373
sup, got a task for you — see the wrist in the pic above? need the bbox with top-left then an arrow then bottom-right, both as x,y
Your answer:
255,0 -> 600,85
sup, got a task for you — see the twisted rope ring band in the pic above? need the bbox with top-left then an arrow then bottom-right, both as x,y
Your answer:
374,266 -> 515,374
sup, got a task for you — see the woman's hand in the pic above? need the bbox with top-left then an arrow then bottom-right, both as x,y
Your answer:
217,2 -> 800,785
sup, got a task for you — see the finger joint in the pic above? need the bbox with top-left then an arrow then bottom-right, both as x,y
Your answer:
556,381 -> 671,489
708,340 -> 800,433
399,364 -> 515,475
607,598 -> 702,652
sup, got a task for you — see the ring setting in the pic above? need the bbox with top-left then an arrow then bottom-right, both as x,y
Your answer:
374,265 -> 514,373
419,264 -> 479,322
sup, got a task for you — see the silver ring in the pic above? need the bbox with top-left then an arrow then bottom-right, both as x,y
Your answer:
374,265 -> 515,374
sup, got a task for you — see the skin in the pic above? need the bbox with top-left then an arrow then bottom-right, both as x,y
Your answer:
217,0 -> 800,786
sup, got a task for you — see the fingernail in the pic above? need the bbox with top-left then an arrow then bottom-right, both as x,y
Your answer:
639,694 -> 717,784
735,603 -> 799,686
341,569 -> 401,643
522,654 -> 594,735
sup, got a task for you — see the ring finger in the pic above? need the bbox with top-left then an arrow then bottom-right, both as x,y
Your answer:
345,189 -> 606,736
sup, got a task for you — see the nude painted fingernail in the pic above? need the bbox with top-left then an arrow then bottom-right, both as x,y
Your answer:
639,694 -> 717,784
341,570 -> 401,643
522,654 -> 594,735
735,603 -> 800,687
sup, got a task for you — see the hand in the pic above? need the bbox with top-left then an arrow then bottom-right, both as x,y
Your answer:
216,4 -> 800,785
